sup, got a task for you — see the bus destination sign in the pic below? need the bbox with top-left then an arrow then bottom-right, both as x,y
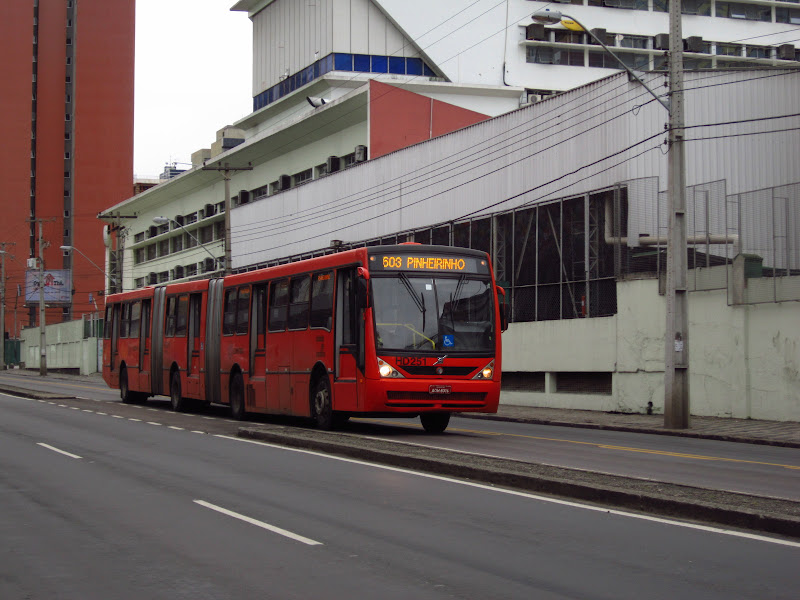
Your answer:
371,254 -> 487,274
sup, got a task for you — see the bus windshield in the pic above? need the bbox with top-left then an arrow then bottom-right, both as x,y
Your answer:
372,274 -> 494,353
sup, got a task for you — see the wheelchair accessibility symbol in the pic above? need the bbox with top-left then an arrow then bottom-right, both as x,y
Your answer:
442,335 -> 454,348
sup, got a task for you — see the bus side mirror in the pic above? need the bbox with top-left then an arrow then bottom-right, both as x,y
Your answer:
497,286 -> 509,331
357,267 -> 370,309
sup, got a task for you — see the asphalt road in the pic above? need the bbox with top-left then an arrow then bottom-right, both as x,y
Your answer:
2,390 -> 798,599
2,372 -> 798,501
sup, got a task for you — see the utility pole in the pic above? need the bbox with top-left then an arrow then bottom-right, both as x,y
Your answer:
665,0 -> 690,428
201,162 -> 253,274
0,243 -> 12,370
30,218 -> 54,377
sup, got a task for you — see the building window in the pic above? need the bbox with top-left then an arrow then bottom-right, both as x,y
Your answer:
747,45 -> 772,59
776,7 -> 800,24
716,2 -> 771,21
293,168 -> 312,186
681,0 -> 711,16
134,277 -> 144,289
716,43 -> 743,57
252,185 -> 268,201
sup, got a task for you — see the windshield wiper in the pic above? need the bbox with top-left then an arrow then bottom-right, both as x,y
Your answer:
399,272 -> 426,315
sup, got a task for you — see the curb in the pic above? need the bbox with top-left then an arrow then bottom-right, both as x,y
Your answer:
239,425 -> 800,540
0,384 -> 75,401
460,413 -> 800,449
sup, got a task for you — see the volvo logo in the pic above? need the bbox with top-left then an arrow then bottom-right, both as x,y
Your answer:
433,355 -> 448,366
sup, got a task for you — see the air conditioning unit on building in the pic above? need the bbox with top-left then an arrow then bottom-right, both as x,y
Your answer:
239,190 -> 250,205
173,265 -> 184,280
279,174 -> 291,190
326,155 -> 341,173
525,23 -> 546,41
778,44 -> 796,60
202,257 -> 215,273
354,145 -> 368,163
684,36 -> 704,53
654,34 -> 669,51
204,203 -> 215,217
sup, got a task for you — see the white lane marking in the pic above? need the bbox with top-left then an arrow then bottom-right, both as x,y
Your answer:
146,422 -> 162,426
82,409 -> 94,413
112,415 -> 124,419
58,404 -> 67,407
128,418 -> 141,422
194,500 -> 323,546
214,435 -> 800,549
191,431 -> 205,434
69,407 -> 80,410
168,426 -> 184,431
37,442 -> 82,460
97,412 -> 107,415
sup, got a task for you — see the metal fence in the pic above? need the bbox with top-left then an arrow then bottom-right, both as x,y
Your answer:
251,178 -> 800,320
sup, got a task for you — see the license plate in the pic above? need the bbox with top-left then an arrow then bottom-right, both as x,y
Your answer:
429,384 -> 451,395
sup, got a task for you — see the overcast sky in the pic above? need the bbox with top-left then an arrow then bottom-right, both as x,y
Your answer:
134,1 -> 253,179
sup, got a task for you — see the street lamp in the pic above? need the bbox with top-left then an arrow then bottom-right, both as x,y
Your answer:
152,216 -> 221,270
532,8 -> 689,428
532,10 -> 669,111
60,245 -> 116,290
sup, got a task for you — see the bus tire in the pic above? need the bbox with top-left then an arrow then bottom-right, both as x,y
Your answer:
230,372 -> 246,421
120,366 -> 145,404
420,412 -> 450,433
312,376 -> 333,430
170,371 -> 186,412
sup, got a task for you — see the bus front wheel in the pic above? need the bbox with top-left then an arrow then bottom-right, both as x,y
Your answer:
170,371 -> 186,412
312,377 -> 333,430
420,412 -> 451,433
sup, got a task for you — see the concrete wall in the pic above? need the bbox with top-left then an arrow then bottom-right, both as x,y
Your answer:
21,320 -> 100,376
501,269 -> 800,421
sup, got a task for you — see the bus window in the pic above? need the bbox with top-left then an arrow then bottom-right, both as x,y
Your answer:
236,286 -> 251,335
104,304 -> 113,339
120,303 -> 131,338
310,271 -> 333,330
268,280 -> 289,331
288,275 -> 310,330
223,288 -> 237,335
165,296 -> 177,337
175,295 -> 189,337
253,284 -> 266,339
129,301 -> 141,339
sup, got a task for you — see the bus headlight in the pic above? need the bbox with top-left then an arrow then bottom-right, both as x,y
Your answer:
378,358 -> 404,378
473,360 -> 495,380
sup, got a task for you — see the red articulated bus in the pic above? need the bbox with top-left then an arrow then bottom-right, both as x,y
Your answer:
103,244 -> 507,433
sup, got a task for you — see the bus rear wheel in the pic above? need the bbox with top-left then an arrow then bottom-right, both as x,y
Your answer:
170,371 -> 186,412
230,373 -> 246,421
420,412 -> 451,433
312,377 -> 333,430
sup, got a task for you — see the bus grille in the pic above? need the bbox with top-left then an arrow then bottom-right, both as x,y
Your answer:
401,366 -> 476,377
386,391 -> 486,408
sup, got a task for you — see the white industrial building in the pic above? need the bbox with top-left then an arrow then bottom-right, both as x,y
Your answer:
99,0 -> 800,420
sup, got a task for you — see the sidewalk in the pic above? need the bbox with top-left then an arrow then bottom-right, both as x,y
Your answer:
2,368 -> 799,448
464,404 -> 800,448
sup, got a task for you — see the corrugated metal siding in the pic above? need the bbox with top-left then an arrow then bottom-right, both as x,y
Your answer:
232,69 -> 800,268
252,0 -> 414,96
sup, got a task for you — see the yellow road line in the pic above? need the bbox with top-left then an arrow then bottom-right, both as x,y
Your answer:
355,418 -> 800,471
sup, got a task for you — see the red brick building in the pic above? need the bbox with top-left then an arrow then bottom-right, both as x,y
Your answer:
0,0 -> 134,336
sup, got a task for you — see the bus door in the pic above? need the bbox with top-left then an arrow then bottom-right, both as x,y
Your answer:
249,283 -> 267,411
334,267 -> 361,411
137,299 -> 152,392
109,303 -> 120,373
186,292 -> 203,396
